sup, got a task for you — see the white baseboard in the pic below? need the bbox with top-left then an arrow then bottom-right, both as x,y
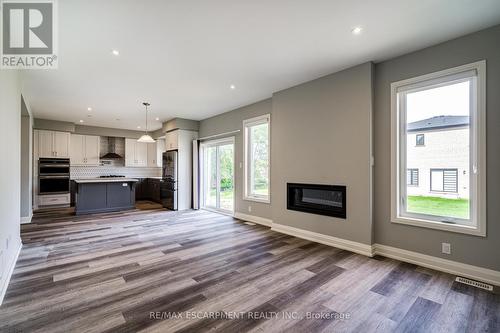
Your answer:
373,244 -> 500,287
271,223 -> 374,257
234,212 -> 273,227
224,210 -> 499,287
0,240 -> 22,306
20,212 -> 32,224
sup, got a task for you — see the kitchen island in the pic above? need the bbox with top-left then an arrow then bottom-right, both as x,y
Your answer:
74,178 -> 138,215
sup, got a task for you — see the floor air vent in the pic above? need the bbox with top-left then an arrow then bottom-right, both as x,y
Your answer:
455,277 -> 493,291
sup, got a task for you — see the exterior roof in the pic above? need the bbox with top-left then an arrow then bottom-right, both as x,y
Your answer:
408,115 -> 469,132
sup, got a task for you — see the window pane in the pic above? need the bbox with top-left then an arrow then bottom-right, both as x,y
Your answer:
219,144 -> 234,211
250,122 -> 269,197
431,170 -> 444,192
416,134 -> 424,146
405,80 -> 470,220
204,146 -> 217,207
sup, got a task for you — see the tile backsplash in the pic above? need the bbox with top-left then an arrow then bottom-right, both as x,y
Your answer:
71,166 -> 161,179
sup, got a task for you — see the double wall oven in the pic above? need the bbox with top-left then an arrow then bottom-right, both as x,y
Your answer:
38,158 -> 71,195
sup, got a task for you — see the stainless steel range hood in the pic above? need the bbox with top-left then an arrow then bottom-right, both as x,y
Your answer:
100,137 -> 123,159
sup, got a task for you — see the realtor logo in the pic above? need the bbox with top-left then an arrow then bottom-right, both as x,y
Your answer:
1,0 -> 58,69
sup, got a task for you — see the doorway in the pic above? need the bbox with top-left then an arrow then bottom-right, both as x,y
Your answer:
200,137 -> 234,213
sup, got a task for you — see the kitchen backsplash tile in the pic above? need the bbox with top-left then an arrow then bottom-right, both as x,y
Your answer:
71,166 -> 161,179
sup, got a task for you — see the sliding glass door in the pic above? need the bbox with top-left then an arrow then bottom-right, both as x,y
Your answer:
201,138 -> 234,213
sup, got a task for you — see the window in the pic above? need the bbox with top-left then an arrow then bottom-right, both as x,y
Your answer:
244,114 -> 270,202
391,61 -> 486,236
416,134 -> 425,146
430,169 -> 458,193
407,169 -> 419,186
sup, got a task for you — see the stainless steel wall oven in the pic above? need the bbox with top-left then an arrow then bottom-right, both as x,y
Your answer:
38,158 -> 70,195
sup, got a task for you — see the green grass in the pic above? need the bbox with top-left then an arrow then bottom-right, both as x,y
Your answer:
407,195 -> 469,219
254,186 -> 268,196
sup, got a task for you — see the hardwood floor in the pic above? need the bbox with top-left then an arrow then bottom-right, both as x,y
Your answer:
0,205 -> 498,332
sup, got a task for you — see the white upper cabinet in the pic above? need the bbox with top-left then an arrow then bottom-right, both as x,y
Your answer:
53,132 -> 71,157
70,134 -> 100,165
147,139 -> 165,167
125,138 -> 135,166
84,135 -> 100,165
147,142 -> 157,167
125,138 -> 148,167
165,131 -> 178,150
37,130 -> 54,158
135,142 -> 148,167
36,130 -> 71,158
70,134 -> 85,164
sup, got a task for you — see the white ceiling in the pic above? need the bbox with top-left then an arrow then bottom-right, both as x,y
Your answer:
22,0 -> 500,131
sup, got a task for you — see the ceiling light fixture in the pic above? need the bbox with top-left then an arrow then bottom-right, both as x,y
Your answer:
112,49 -> 120,56
155,117 -> 160,121
230,84 -> 236,90
79,120 -> 84,123
137,102 -> 155,143
87,107 -> 92,111
351,26 -> 363,35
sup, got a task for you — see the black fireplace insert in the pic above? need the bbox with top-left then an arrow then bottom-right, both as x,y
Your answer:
287,183 -> 346,219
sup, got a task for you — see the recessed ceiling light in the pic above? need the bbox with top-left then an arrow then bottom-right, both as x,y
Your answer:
155,117 -> 160,121
79,120 -> 84,123
351,26 -> 363,35
137,126 -> 141,129
87,107 -> 92,111
112,49 -> 120,56
230,84 -> 236,90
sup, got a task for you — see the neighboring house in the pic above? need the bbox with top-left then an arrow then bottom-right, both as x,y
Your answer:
407,115 -> 469,199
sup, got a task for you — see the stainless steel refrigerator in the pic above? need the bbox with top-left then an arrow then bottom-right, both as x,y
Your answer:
161,150 -> 178,210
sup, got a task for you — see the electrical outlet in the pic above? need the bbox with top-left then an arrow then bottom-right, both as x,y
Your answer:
248,206 -> 252,212
442,242 -> 451,255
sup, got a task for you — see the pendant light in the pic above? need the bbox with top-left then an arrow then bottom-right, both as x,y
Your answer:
137,102 -> 155,143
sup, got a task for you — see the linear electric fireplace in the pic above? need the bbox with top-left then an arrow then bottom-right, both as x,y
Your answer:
287,183 -> 346,219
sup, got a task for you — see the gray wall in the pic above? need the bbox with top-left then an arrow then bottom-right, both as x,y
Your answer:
33,118 -> 75,132
374,25 -> 500,270
199,99 -> 272,219
74,124 -> 145,139
162,118 -> 200,133
271,63 -> 374,245
33,119 -> 147,139
20,97 -> 33,220
0,70 -> 22,300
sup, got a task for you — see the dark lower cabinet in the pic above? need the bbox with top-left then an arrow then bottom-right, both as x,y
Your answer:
75,181 -> 136,215
149,179 -> 161,203
135,178 -> 161,203
135,178 -> 147,200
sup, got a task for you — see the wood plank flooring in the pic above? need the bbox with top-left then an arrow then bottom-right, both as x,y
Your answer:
0,204 -> 498,332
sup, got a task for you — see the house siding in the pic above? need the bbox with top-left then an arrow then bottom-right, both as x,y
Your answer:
407,126 -> 469,199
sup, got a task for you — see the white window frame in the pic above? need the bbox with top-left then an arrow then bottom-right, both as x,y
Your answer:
243,114 -> 271,203
200,137 -> 235,214
391,61 -> 486,236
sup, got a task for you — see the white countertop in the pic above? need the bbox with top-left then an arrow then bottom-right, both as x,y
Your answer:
74,178 -> 139,184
